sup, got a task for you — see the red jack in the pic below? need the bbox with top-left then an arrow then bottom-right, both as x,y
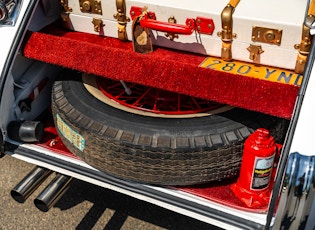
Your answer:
231,128 -> 278,208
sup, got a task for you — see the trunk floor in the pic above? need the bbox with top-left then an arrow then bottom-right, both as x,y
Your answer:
37,120 -> 270,213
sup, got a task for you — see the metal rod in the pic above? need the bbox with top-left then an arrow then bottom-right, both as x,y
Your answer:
11,166 -> 52,203
34,173 -> 73,212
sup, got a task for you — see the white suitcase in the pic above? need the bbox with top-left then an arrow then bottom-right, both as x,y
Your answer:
60,0 -> 311,73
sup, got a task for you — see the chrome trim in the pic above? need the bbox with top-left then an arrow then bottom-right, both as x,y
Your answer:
273,152 -> 315,229
0,0 -> 22,26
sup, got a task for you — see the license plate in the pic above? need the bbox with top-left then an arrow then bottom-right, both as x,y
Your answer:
200,57 -> 303,86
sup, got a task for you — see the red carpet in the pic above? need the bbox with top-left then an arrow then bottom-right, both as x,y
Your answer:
23,24 -> 300,119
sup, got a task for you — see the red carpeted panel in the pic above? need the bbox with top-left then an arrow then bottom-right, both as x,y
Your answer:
23,25 -> 299,119
177,180 -> 270,213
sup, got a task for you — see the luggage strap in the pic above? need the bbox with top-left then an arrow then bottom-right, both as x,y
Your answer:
294,0 -> 315,73
114,0 -> 130,41
217,0 -> 240,61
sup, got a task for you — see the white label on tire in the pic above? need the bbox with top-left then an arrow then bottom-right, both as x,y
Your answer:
56,113 -> 85,151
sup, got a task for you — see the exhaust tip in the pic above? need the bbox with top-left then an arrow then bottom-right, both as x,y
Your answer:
34,199 -> 50,212
10,167 -> 51,203
10,190 -> 26,203
34,174 -> 73,212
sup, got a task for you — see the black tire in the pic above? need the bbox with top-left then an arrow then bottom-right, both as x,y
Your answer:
51,70 -> 288,185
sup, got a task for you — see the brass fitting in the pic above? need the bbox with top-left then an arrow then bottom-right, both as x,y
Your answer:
294,25 -> 312,74
219,4 -> 235,42
113,0 -> 130,41
217,0 -> 239,61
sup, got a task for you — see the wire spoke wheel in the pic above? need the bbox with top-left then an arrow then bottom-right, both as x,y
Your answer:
83,74 -> 233,118
96,77 -> 223,115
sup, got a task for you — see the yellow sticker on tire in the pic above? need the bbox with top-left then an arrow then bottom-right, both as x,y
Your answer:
200,57 -> 303,86
56,114 -> 85,151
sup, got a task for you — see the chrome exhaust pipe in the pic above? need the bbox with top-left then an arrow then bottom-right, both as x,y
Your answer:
34,173 -> 73,212
11,167 -> 52,203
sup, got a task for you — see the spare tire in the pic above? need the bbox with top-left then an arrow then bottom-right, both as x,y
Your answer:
51,70 -> 288,185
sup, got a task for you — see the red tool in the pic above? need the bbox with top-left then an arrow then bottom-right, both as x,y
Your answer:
231,128 -> 278,208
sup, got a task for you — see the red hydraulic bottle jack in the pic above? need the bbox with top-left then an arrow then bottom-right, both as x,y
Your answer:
231,128 -> 280,208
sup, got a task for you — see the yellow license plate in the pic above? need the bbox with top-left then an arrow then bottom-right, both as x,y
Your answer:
200,57 -> 303,86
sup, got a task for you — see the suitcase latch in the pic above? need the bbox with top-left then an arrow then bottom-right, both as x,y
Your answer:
251,27 -> 282,45
165,16 -> 179,41
79,0 -> 102,15
92,18 -> 104,32
247,44 -> 264,63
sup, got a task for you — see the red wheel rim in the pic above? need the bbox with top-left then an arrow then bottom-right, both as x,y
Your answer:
96,77 -> 223,115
